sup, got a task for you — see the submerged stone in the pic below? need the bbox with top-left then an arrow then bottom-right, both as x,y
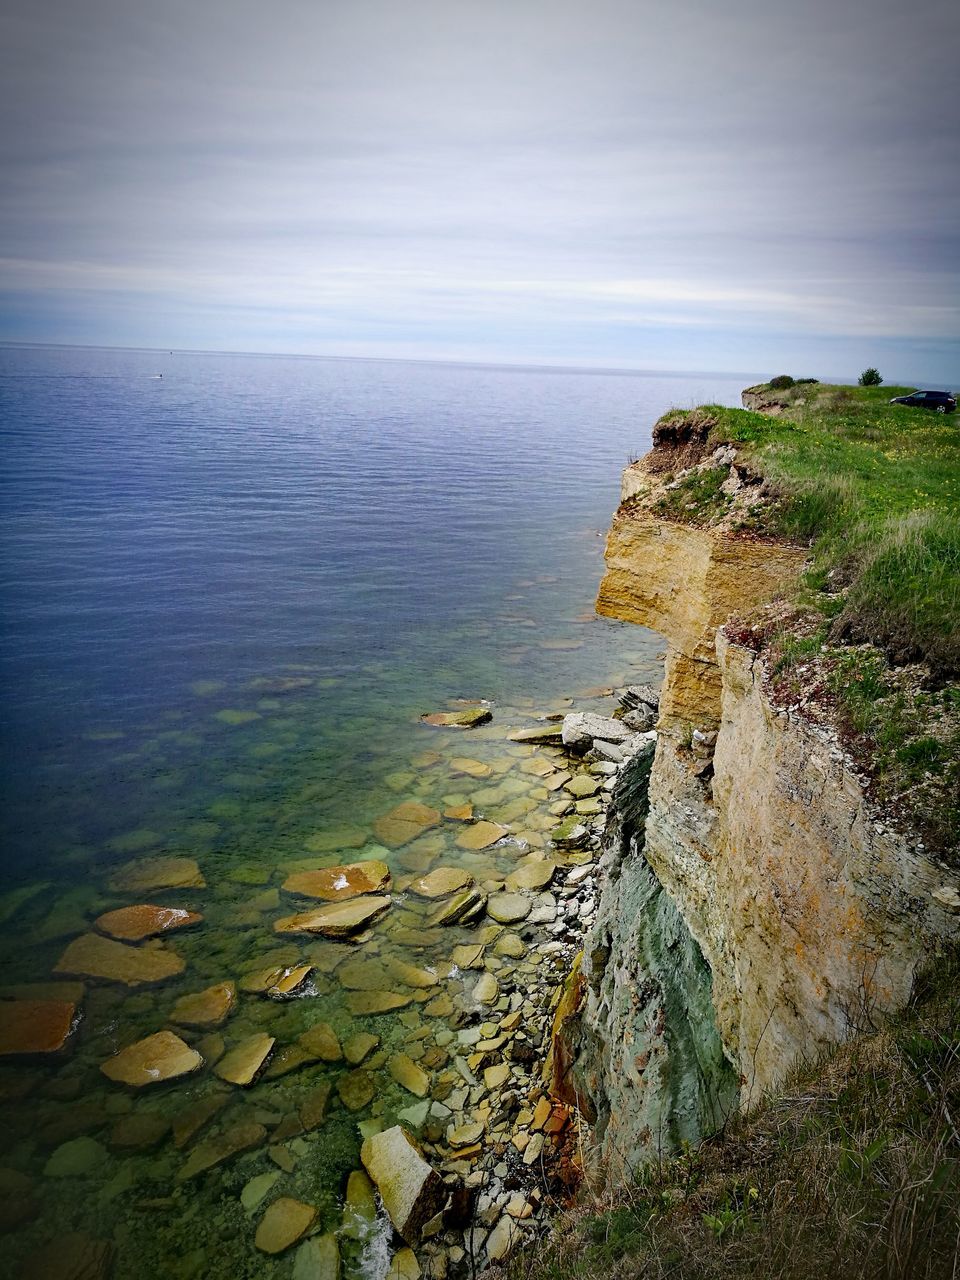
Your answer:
43,1136 -> 108,1179
171,1092 -> 229,1148
108,1112 -> 169,1151
274,896 -> 392,938
293,1234 -> 341,1280
101,1030 -> 202,1088
346,991 -> 413,1015
94,904 -> 203,942
241,1170 -> 281,1214
214,1033 -> 275,1086
420,707 -> 491,728
373,802 -> 442,848
18,1233 -> 113,1280
360,1125 -> 444,1244
255,1197 -> 319,1255
407,867 -> 474,900
506,724 -> 564,744
176,1122 -> 266,1180
0,998 -> 76,1056
283,860 -> 391,902
343,1032 -> 380,1065
54,933 -> 185,986
449,757 -> 492,777
108,856 -> 206,894
298,1022 -> 342,1062
337,1069 -> 375,1111
486,894 -> 531,924
505,859 -> 556,892
170,981 -> 237,1028
341,1168 -> 378,1239
455,822 -> 508,851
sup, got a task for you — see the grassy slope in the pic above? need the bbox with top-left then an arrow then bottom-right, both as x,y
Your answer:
511,950 -> 960,1280
654,384 -> 960,856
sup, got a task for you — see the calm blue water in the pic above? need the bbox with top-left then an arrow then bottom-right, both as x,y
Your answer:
0,345 -> 750,1277
0,345 -> 747,876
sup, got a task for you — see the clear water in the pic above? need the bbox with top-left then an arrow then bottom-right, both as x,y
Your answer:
0,345 -> 747,1276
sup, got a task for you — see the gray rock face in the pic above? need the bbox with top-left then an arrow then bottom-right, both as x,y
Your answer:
360,1125 -> 444,1245
561,712 -> 634,750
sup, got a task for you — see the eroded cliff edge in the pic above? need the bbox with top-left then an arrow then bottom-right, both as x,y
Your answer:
557,412 -> 960,1171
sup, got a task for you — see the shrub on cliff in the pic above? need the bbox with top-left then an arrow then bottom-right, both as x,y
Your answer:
768,374 -> 795,390
859,367 -> 883,386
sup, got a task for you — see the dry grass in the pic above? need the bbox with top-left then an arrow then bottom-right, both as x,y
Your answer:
507,951 -> 960,1280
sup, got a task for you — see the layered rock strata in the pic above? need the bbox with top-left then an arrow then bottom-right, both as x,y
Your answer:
571,433 -> 960,1165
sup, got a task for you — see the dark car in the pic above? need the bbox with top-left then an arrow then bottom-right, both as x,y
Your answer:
889,389 -> 956,413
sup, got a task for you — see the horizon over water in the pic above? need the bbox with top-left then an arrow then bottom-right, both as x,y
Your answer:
0,343 -> 748,1277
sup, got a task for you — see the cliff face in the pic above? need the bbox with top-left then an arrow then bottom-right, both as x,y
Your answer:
563,439 -> 960,1167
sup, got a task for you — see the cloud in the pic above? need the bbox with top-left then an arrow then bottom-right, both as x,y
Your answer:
1,0 -> 958,375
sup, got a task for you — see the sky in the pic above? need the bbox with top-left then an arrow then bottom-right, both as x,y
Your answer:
2,0 -> 958,381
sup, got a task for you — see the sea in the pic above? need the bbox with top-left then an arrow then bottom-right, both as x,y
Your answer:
0,344 -> 748,1277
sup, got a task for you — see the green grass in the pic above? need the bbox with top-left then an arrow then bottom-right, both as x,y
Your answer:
650,384 -> 960,854
510,949 -> 960,1280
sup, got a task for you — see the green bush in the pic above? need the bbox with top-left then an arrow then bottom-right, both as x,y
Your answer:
859,368 -> 883,386
768,374 -> 795,390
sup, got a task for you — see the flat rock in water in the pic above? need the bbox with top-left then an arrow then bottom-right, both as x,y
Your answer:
283,861 -> 391,902
274,896 -> 391,938
451,943 -> 485,969
373,803 -> 442,848
449,757 -> 492,777
0,999 -> 76,1056
447,1120 -> 484,1148
360,1125 -> 444,1244
214,1033 -> 275,1086
407,867 -> 474,899
171,1093 -> 229,1148
389,1053 -> 430,1097
443,804 -> 474,822
43,1137 -> 108,1178
455,822 -> 508,851
94,904 -> 203,942
300,1081 -> 333,1131
564,775 -> 601,799
18,1232 -> 113,1280
427,887 -> 487,927
241,1170 -> 281,1213
176,1121 -> 266,1180
505,859 -> 556,892
101,1030 -> 202,1087
420,707 -> 491,728
293,1234 -> 341,1280
346,991 -> 413,1015
298,1022 -> 342,1062
343,1032 -> 380,1065
255,1196 -> 319,1254
337,1069 -> 375,1111
54,933 -> 185,986
473,972 -> 499,1004
108,1112 -> 169,1151
506,724 -> 564,744
170,981 -> 237,1028
561,712 -> 633,750
486,894 -> 531,924
108,856 -> 206,894
267,963 -> 314,998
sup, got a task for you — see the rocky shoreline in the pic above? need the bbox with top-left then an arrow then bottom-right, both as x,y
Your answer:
0,682 -> 660,1280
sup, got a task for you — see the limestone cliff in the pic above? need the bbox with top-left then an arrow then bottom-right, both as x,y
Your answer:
560,425 -> 960,1169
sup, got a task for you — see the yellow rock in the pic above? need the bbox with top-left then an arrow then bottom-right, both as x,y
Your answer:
101,1030 -> 201,1088
389,1053 -> 430,1097
0,999 -> 76,1056
214,1033 -> 275,1086
373,803 -> 442,848
107,856 -> 205,894
54,933 -> 184,987
254,1196 -> 318,1254
407,867 -> 474,899
170,981 -> 236,1028
94,904 -> 202,942
455,822 -> 508,851
274,896 -> 391,937
298,1022 -> 342,1062
282,860 -> 391,902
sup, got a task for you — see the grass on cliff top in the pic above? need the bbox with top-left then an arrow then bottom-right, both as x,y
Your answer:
659,385 -> 960,675
509,948 -> 960,1280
